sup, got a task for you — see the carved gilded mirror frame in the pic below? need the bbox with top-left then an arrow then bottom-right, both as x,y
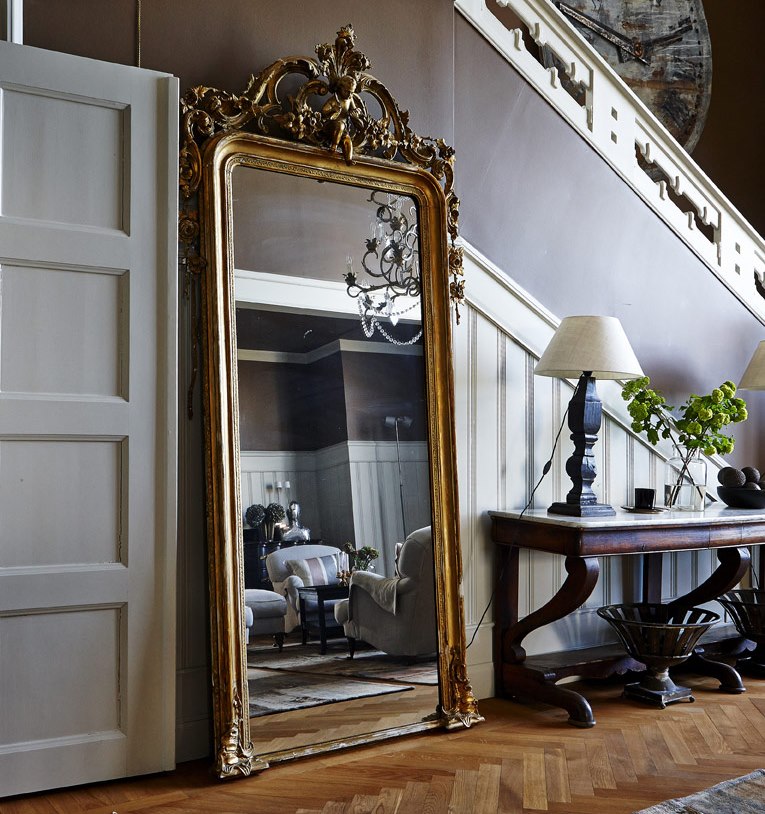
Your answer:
179,25 -> 480,778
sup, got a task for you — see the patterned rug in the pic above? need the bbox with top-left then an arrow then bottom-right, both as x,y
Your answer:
633,769 -> 765,813
247,640 -> 438,685
247,669 -> 411,717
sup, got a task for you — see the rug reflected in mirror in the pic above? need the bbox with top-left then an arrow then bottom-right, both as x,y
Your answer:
246,639 -> 437,717
248,640 -> 438,684
633,768 -> 765,813
247,669 -> 411,717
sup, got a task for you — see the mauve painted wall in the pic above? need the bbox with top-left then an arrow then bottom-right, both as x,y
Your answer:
237,352 -> 427,450
454,17 -> 765,465
25,0 -> 454,147
23,1 -> 765,237
479,2 -> 765,240
693,1 -> 765,239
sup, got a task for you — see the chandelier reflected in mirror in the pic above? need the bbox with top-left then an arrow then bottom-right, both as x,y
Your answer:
344,191 -> 422,346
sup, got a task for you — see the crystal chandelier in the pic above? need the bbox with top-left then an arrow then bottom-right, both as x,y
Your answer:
343,191 -> 422,346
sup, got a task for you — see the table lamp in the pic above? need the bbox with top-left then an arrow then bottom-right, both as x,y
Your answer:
738,341 -> 765,391
535,315 -> 644,516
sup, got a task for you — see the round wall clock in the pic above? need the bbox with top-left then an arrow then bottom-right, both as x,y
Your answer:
554,0 -> 712,153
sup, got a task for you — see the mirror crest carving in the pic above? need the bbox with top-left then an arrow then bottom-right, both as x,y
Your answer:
179,24 -> 464,315
180,26 -> 480,780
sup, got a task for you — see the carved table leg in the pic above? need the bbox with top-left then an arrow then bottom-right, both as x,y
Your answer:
669,546 -> 751,693
503,556 -> 600,663
495,544 -> 520,693
668,547 -> 750,613
501,556 -> 601,726
641,552 -> 663,604
502,662 -> 596,726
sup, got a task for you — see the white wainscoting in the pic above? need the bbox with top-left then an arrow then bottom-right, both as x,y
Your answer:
240,450 -> 322,537
313,443 -> 355,548
240,441 -> 430,577
455,242 -> 720,700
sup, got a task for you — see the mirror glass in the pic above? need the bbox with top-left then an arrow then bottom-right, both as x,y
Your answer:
232,166 -> 441,752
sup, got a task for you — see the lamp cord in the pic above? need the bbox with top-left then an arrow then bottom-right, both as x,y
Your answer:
465,374 -> 585,649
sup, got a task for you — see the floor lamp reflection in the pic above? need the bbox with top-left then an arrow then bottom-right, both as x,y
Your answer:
385,415 -> 412,539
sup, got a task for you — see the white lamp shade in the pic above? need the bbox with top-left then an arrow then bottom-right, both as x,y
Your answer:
739,340 -> 765,390
535,315 -> 643,380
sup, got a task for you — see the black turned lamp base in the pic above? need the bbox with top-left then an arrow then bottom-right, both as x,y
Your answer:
548,501 -> 616,517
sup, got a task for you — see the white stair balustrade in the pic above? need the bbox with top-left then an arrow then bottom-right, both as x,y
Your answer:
455,0 -> 765,325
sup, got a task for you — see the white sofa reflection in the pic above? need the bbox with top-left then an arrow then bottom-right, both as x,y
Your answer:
265,543 -> 344,634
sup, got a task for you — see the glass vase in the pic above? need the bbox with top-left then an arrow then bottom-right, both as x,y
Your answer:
664,451 -> 707,511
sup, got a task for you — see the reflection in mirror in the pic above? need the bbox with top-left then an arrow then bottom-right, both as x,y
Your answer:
233,167 -> 440,753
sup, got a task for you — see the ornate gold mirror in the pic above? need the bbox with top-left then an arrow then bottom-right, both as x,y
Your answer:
180,26 -> 481,777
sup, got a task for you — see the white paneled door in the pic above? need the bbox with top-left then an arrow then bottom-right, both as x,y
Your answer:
0,43 -> 178,796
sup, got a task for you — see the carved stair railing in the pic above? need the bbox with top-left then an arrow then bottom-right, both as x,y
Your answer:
455,0 -> 765,325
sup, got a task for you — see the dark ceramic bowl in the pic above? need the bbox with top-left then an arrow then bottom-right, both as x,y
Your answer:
717,486 -> 765,509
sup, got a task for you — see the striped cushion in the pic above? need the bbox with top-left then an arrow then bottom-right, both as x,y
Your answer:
285,554 -> 340,586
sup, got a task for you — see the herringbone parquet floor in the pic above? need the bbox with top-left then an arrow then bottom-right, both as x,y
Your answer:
6,672 -> 765,813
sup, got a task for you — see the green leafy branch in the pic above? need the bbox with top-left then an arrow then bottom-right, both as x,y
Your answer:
622,377 -> 748,507
342,542 -> 380,571
621,377 -> 747,457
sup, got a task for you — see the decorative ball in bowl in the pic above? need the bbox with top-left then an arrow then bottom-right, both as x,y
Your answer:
717,467 -> 765,507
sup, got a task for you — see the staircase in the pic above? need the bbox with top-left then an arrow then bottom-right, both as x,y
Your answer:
455,0 -> 765,325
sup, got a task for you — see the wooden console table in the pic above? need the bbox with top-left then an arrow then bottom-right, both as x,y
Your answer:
490,506 -> 765,727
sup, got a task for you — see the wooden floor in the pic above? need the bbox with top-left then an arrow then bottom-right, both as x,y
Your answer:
249,683 -> 439,754
7,672 -> 765,813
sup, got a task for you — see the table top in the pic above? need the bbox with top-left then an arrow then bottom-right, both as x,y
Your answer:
296,583 -> 350,598
489,506 -> 765,557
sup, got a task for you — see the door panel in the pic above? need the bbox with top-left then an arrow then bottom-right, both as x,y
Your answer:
0,263 -> 127,396
0,42 -> 178,796
0,438 -> 123,566
1,89 -> 126,229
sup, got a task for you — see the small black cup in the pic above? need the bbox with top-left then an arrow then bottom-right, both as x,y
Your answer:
634,488 -> 655,509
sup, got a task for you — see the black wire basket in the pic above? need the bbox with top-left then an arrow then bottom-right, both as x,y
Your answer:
717,589 -> 765,669
598,603 -> 719,707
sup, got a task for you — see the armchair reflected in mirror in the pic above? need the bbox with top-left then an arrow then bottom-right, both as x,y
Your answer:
179,24 -> 480,778
336,526 -> 438,659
